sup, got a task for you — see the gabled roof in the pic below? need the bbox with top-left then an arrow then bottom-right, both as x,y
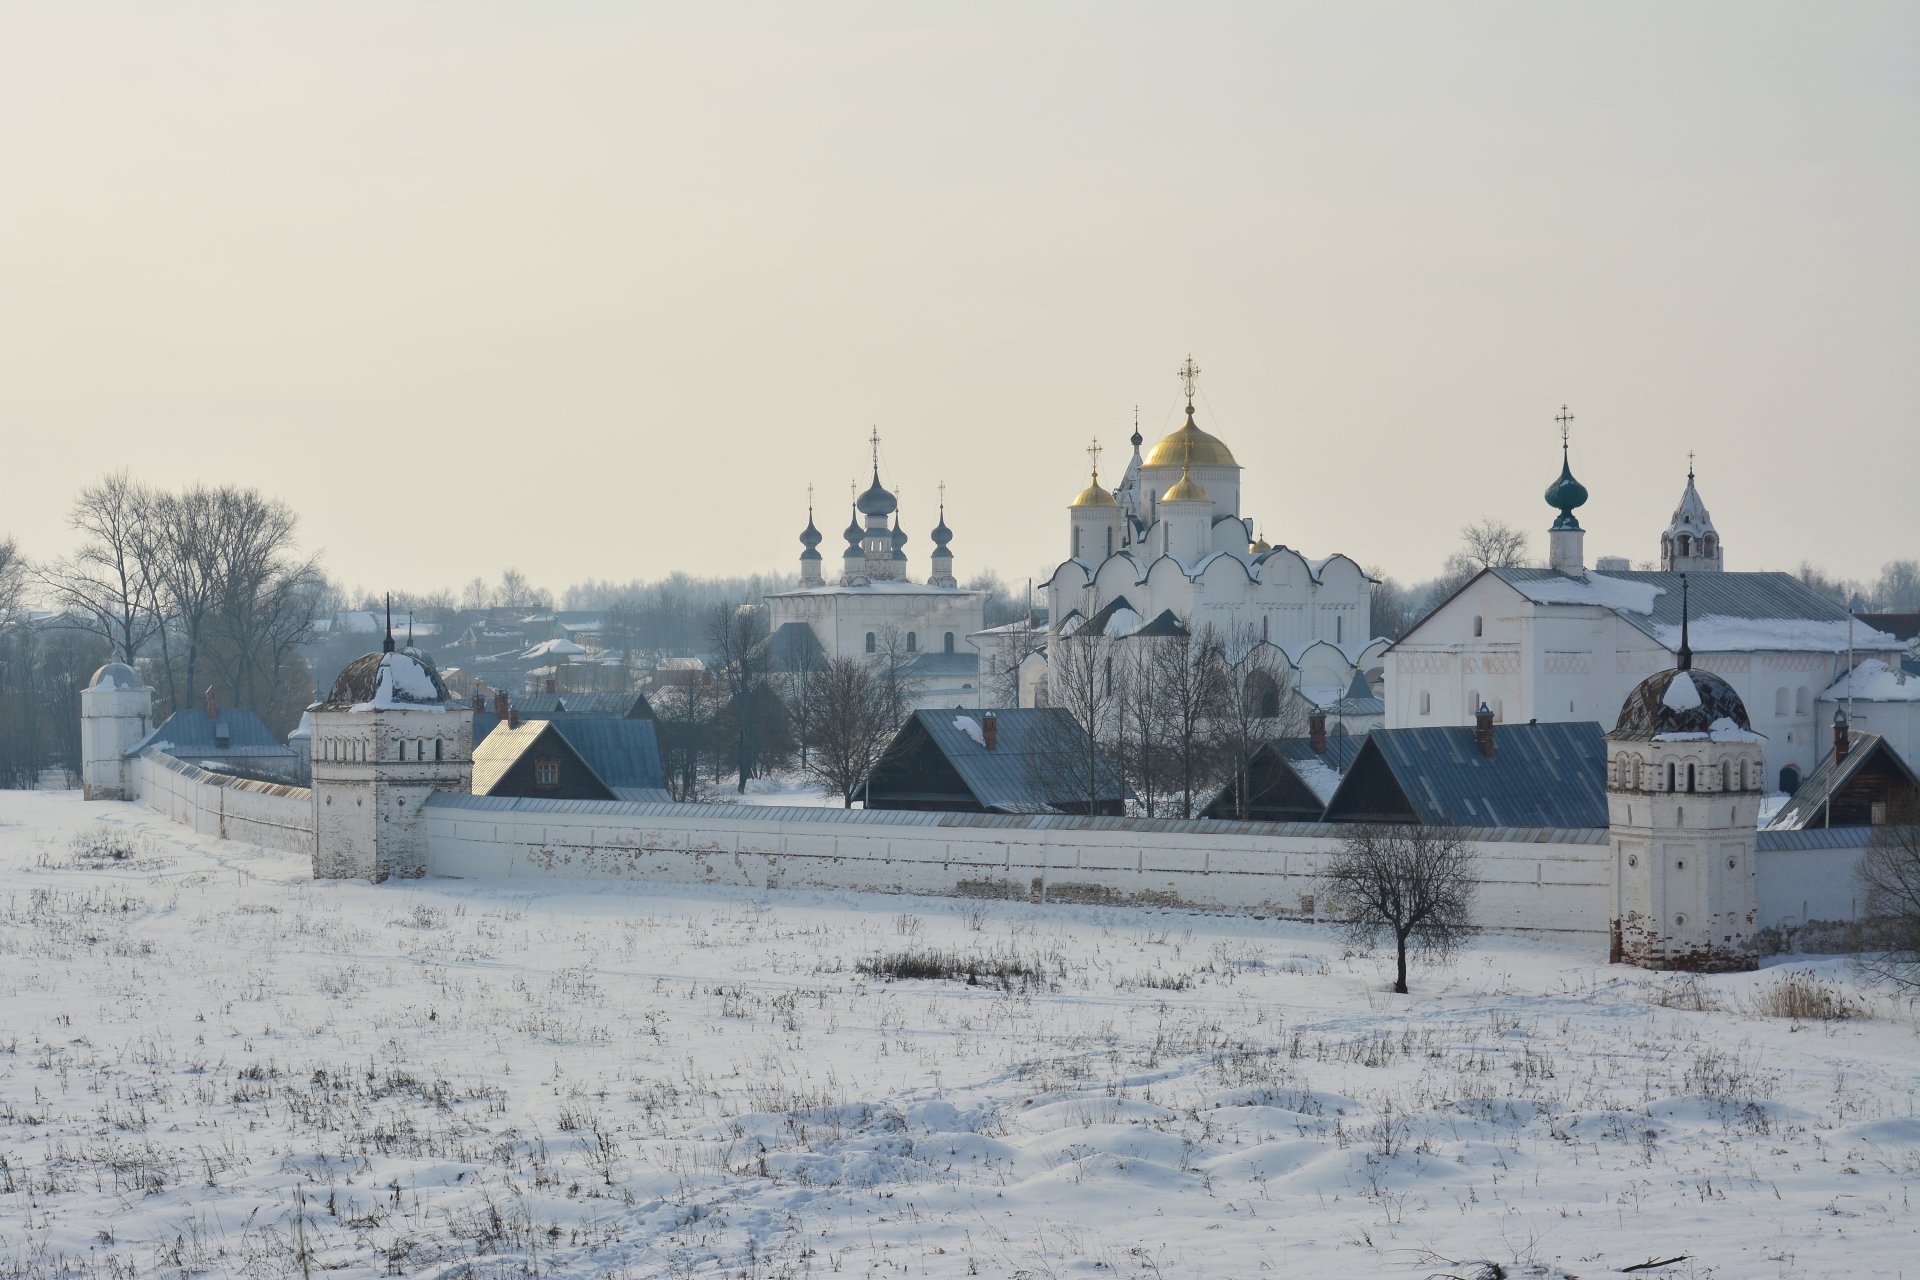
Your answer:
128,708 -> 295,760
752,621 -> 829,673
1264,736 -> 1367,803
895,651 -> 980,679
1768,731 -> 1920,830
1129,609 -> 1190,638
472,718 -> 670,803
1322,721 -> 1609,828
875,709 -> 1130,813
512,691 -> 654,720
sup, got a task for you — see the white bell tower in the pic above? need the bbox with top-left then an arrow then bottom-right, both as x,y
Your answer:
80,661 -> 152,800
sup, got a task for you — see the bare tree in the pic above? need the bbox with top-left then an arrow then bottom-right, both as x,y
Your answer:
1459,517 -> 1530,571
35,474 -> 165,664
1112,638 -> 1171,816
706,603 -> 781,793
1217,629 -> 1303,821
1152,621 -> 1230,818
0,536 -> 24,622
1321,822 -> 1479,994
1040,628 -> 1120,814
146,486 -> 226,712
801,656 -> 898,807
1871,559 -> 1920,612
1854,797 -> 1920,990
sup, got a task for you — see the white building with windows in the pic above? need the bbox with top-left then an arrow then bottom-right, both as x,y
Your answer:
765,438 -> 987,710
1385,428 -> 1900,793
1038,358 -> 1378,707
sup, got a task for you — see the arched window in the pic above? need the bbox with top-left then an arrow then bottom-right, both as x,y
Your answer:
1779,765 -> 1801,794
1720,761 -> 1729,791
398,740 -> 407,762
1677,534 -> 1691,557
906,632 -> 917,652
1336,615 -> 1343,643
1704,535 -> 1716,557
865,632 -> 876,654
1105,528 -> 1114,557
435,738 -> 444,762
943,632 -> 955,654
1794,688 -> 1810,715
1246,671 -> 1281,719
1467,689 -> 1480,716
1666,762 -> 1676,792
1419,691 -> 1431,715
1494,699 -> 1504,722
1473,615 -> 1483,637
1073,527 -> 1082,559
1775,688 -> 1790,717
1686,763 -> 1696,793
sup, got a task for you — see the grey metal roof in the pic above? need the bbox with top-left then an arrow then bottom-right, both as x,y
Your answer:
896,651 -> 980,678
515,691 -> 652,719
425,788 -> 1607,844
1756,826 -> 1881,851
1767,731 -> 1919,830
1487,568 -> 1888,653
1326,721 -> 1610,828
886,708 -> 1130,813
128,708 -> 296,759
549,717 -> 668,800
1269,736 -> 1367,774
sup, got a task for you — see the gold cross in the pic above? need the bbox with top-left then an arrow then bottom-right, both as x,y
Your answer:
1178,355 -> 1201,404
1555,404 -> 1574,445
1086,436 -> 1103,481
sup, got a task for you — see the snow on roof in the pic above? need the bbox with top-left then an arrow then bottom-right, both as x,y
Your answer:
523,638 -> 587,659
952,715 -> 986,747
1292,757 -> 1345,805
1822,659 -> 1919,703
1506,572 -> 1665,613
1652,717 -> 1766,744
1662,671 -> 1702,711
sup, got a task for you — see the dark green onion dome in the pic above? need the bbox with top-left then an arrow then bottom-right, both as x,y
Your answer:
843,508 -> 864,556
799,511 -> 823,556
1545,446 -> 1589,531
856,468 -> 898,517
930,509 -> 953,549
890,517 -> 909,561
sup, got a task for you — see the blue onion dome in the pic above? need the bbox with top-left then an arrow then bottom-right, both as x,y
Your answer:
1545,449 -> 1588,531
856,468 -> 898,517
843,507 -> 864,548
931,510 -> 953,549
890,517 -> 909,561
799,511 -> 822,551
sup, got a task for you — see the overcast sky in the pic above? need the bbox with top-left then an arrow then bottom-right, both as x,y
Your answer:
3,1 -> 1915,600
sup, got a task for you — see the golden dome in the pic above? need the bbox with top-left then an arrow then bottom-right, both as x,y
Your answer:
1071,481 -> 1119,509
1249,535 -> 1272,554
1143,412 -> 1238,469
1162,472 -> 1211,504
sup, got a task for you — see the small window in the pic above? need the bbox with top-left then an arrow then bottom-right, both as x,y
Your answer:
435,738 -> 444,761
944,632 -> 955,654
1336,615 -> 1343,643
906,632 -> 917,652
1779,765 -> 1800,793
399,740 -> 407,762
535,759 -> 561,787
1775,688 -> 1790,717
1794,688 -> 1810,716
1473,615 -> 1483,638
1105,528 -> 1114,556
865,632 -> 876,654
1419,691 -> 1431,715
1666,762 -> 1675,792
1685,763 -> 1695,793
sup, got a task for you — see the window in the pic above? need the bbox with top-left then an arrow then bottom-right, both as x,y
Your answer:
1779,765 -> 1800,793
1775,688 -> 1790,717
865,632 -> 876,654
1794,688 -> 1810,716
1685,763 -> 1695,793
943,632 -> 955,654
398,740 -> 407,762
1336,615 -> 1343,643
435,738 -> 444,761
1473,615 -> 1483,637
1666,762 -> 1675,792
1419,691 -> 1431,715
1073,527 -> 1082,558
534,759 -> 561,787
1721,761 -> 1730,791
906,632 -> 917,652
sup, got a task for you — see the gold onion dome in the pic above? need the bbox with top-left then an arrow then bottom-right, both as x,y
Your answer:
1144,411 -> 1238,469
1071,480 -> 1119,508
1162,471 -> 1211,503
1249,534 -> 1272,555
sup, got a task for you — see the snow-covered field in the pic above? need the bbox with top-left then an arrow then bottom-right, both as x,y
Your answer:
1,791 -> 1914,1279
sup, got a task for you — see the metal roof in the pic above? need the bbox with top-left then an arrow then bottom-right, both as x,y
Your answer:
880,708 -> 1130,813
471,718 -> 669,802
514,691 -> 652,719
127,708 -> 296,759
1767,731 -> 1919,830
1325,721 -> 1610,828
424,789 -> 1607,844
896,651 -> 980,678
1755,826 -> 1882,851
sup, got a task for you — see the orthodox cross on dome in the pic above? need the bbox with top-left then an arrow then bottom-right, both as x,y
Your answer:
1687,450 -> 1695,481
1086,436 -> 1103,482
869,427 -> 882,475
938,479 -> 946,514
1178,355 -> 1202,407
1132,405 -> 1142,448
1555,404 -> 1575,450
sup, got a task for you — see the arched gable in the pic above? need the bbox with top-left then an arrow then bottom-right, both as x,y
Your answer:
1093,551 -> 1145,597
1253,547 -> 1310,588
1313,553 -> 1370,591
1039,559 -> 1092,593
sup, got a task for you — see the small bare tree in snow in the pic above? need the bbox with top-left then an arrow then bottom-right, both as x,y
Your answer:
1855,797 -> 1920,990
1322,822 -> 1478,994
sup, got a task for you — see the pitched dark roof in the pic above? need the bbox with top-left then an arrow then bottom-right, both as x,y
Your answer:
896,651 -> 980,679
472,718 -> 669,802
128,708 -> 295,760
875,709 -> 1130,813
1768,732 -> 1920,830
1202,735 -> 1367,821
1130,609 -> 1190,638
1322,721 -> 1610,828
1857,613 -> 1920,643
753,621 -> 830,673
514,691 -> 653,720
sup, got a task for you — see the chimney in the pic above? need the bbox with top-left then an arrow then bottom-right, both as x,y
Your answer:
1308,711 -> 1328,754
545,677 -> 557,694
507,705 -> 520,730
981,711 -> 998,752
1474,702 -> 1495,759
204,684 -> 218,721
470,690 -> 484,713
1833,708 -> 1850,763
493,689 -> 509,718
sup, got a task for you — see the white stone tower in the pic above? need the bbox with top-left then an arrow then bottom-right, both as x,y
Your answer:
1660,455 -> 1725,573
928,488 -> 958,588
1545,405 -> 1588,575
1067,438 -> 1124,565
80,661 -> 152,800
308,610 -> 471,881
1605,581 -> 1763,970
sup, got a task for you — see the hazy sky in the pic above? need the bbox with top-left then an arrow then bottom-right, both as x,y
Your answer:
4,1 -> 1916,600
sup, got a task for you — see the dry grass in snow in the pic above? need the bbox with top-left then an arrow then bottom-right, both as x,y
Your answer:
0,790 -> 1915,1279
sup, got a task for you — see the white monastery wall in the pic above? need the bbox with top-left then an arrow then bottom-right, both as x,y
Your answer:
133,749 -> 315,857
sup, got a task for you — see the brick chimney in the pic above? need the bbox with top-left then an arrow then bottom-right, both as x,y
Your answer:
981,712 -> 997,752
470,690 -> 484,713
1474,702 -> 1495,759
1308,710 -> 1328,754
493,689 -> 509,719
1833,708 -> 1851,763
508,705 -> 521,730
545,677 -> 557,694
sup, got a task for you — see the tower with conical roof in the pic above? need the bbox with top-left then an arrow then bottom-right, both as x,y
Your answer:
797,490 -> 824,588
1545,405 -> 1589,575
1604,576 -> 1763,970
928,485 -> 957,588
1660,454 -> 1725,573
1068,437 -> 1124,564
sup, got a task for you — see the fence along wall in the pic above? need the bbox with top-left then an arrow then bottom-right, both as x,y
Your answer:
424,795 -> 1614,938
134,749 -> 315,857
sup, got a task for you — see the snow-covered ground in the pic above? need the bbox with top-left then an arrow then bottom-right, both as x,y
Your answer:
0,790 -> 1914,1279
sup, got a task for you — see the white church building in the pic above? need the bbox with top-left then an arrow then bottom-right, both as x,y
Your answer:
765,436 -> 988,710
1040,358 -> 1382,708
1385,426 -> 1901,793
